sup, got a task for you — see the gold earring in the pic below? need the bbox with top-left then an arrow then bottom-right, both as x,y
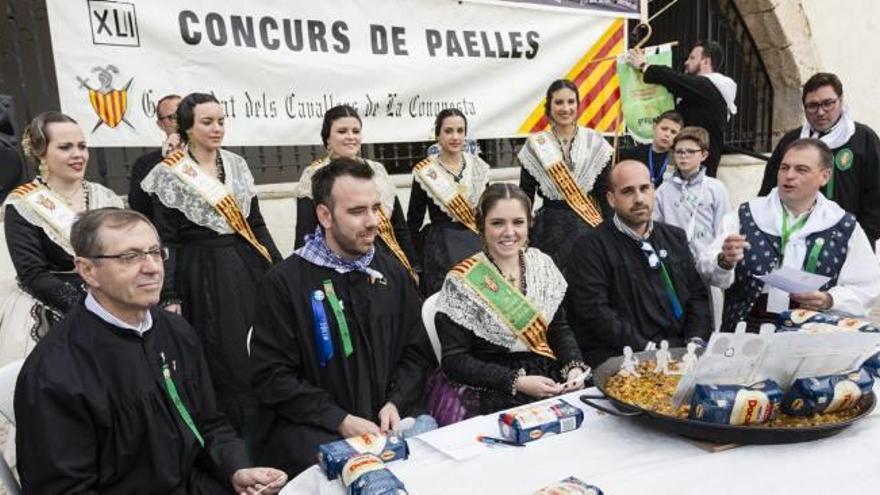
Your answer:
39,160 -> 49,179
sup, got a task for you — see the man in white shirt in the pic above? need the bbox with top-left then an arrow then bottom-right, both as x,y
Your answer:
15,207 -> 286,494
700,138 -> 880,332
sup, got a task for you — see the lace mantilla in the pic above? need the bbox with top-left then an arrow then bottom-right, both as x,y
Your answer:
3,180 -> 123,256
414,153 -> 490,221
293,157 -> 397,214
437,248 -> 567,351
518,127 -> 612,201
140,149 -> 257,235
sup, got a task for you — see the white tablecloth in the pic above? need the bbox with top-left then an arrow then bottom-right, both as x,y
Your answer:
282,387 -> 880,494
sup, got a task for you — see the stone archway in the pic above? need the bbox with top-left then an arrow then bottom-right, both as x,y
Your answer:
733,0 -> 822,142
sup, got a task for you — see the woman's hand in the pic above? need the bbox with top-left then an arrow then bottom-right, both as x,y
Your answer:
515,375 -> 563,398
561,367 -> 589,392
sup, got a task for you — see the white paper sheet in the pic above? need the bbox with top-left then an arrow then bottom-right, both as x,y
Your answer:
754,266 -> 830,294
412,414 -> 501,460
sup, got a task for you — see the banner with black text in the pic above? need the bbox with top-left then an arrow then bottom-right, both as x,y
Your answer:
46,0 -> 628,146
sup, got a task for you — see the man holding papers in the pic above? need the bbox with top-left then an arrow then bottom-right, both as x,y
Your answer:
700,138 -> 880,332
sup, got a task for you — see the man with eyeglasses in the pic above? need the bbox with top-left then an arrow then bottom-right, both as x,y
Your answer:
704,138 -> 880,333
14,208 -> 287,494
565,160 -> 711,368
759,73 -> 880,248
128,94 -> 181,220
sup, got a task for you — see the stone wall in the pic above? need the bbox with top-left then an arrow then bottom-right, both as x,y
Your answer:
734,0 -> 880,144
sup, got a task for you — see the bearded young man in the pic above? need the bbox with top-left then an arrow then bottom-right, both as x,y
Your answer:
626,41 -> 738,177
565,160 -> 711,368
703,138 -> 880,332
758,73 -> 880,247
249,158 -> 436,476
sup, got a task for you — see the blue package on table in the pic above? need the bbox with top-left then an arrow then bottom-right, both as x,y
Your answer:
317,433 -> 409,481
863,352 -> 880,378
342,454 -> 408,495
498,398 -> 584,445
776,309 -> 838,330
783,369 -> 874,417
534,476 -> 603,494
689,380 -> 782,426
835,317 -> 880,333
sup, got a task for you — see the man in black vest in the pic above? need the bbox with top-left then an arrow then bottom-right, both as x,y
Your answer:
702,138 -> 880,332
759,73 -> 880,248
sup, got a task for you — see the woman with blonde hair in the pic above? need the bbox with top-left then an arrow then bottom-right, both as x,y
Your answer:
1,111 -> 122,362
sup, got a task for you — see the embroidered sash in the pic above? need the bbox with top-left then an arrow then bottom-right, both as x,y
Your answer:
10,182 -> 79,254
376,208 -> 417,281
527,133 -> 603,227
449,257 -> 555,358
413,157 -> 478,233
161,151 -> 272,262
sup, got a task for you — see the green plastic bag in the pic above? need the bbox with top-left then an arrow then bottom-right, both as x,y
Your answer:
618,49 -> 675,143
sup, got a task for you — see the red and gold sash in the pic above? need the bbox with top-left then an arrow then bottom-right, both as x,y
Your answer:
376,208 -> 417,281
527,133 -> 604,227
450,256 -> 555,358
162,151 -> 272,262
412,157 -> 478,233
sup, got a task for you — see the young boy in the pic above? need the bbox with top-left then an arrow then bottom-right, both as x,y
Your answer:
654,126 -> 731,331
619,110 -> 683,187
653,126 -> 731,261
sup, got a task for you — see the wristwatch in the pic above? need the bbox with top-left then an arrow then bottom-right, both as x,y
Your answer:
717,252 -> 734,270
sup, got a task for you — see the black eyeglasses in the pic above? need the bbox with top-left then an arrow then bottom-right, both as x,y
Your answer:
157,113 -> 177,122
88,247 -> 169,265
804,98 -> 839,113
673,148 -> 703,157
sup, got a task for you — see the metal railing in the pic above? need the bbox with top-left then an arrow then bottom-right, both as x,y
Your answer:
626,0 -> 774,153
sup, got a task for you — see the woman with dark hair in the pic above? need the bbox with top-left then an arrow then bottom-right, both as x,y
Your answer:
518,79 -> 613,270
293,104 -> 418,280
1,111 -> 122,362
141,92 -> 281,430
430,183 -> 587,420
407,108 -> 489,295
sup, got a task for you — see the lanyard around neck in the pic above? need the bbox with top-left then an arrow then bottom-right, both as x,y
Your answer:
647,149 -> 668,185
160,352 -> 204,447
780,208 -> 810,258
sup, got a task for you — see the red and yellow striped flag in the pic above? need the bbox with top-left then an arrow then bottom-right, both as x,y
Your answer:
518,19 -> 625,134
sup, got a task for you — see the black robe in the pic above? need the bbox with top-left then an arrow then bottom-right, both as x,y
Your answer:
4,205 -> 84,313
15,304 -> 250,494
0,94 -> 27,204
153,194 -> 282,430
565,221 -> 711,368
758,123 -> 880,246
128,148 -> 163,220
644,65 -> 729,177
406,176 -> 481,295
249,251 -> 436,476
617,143 -> 671,187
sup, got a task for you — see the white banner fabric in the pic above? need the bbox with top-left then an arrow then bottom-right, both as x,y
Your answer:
46,0 -> 622,146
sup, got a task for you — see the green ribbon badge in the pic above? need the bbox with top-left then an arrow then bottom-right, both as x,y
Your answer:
835,148 -> 854,171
